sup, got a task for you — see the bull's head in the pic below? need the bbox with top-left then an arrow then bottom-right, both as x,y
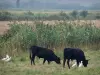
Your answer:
55,57 -> 61,64
83,59 -> 90,67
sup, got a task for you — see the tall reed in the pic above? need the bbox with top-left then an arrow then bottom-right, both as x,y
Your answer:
0,21 -> 100,56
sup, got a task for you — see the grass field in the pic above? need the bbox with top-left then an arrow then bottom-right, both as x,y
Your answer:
0,10 -> 73,14
1,10 -> 100,14
0,50 -> 100,75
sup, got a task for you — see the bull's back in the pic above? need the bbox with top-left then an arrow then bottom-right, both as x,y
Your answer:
30,46 -> 56,60
30,46 -> 38,54
64,48 -> 85,60
35,47 -> 54,59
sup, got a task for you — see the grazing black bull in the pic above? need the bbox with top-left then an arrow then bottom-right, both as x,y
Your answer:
29,46 -> 61,65
63,48 -> 89,69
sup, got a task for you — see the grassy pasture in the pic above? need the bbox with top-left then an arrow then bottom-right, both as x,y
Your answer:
0,50 -> 100,75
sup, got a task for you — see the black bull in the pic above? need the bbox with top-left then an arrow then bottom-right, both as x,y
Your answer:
63,48 -> 89,69
29,46 -> 61,65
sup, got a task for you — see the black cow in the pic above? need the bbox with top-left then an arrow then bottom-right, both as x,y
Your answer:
29,46 -> 61,65
63,48 -> 89,69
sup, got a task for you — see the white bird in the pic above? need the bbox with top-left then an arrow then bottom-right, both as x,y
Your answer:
72,61 -> 77,67
79,61 -> 83,67
2,55 -> 9,61
6,55 -> 9,59
72,61 -> 83,68
1,54 -> 11,62
5,57 -> 11,62
2,57 -> 7,61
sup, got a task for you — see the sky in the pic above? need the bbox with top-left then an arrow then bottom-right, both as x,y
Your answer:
51,0 -> 100,6
2,0 -> 100,9
37,0 -> 100,6
9,0 -> 100,6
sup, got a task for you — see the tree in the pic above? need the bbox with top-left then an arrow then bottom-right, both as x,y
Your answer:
59,11 -> 70,20
95,13 -> 100,19
16,0 -> 20,8
70,10 -> 78,19
80,10 -> 88,18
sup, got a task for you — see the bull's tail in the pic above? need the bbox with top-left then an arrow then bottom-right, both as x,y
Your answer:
29,49 -> 32,60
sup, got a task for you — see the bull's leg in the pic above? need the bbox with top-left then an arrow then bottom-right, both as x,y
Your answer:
76,60 -> 79,67
31,55 -> 35,65
63,58 -> 66,68
67,59 -> 70,69
48,60 -> 50,64
31,57 -> 33,65
43,59 -> 46,64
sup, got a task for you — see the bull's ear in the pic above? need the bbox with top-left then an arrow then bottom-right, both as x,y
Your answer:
58,57 -> 60,60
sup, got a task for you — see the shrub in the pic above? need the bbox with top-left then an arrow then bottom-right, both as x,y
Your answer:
80,10 -> 88,18
0,11 -> 12,21
95,13 -> 100,19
